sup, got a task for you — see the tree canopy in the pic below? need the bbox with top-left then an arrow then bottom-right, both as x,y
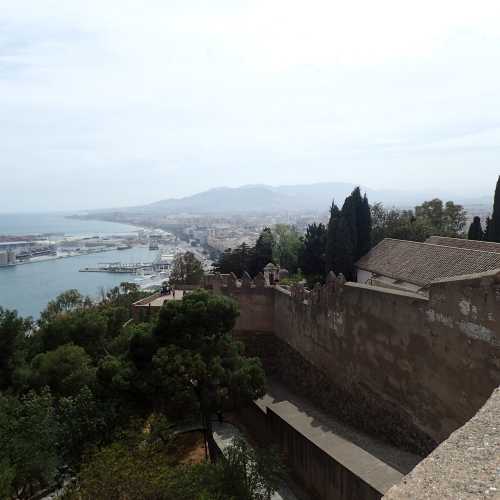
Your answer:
324,187 -> 372,280
298,223 -> 327,280
170,251 -> 204,285
0,283 -> 272,499
468,216 -> 484,241
414,199 -> 467,236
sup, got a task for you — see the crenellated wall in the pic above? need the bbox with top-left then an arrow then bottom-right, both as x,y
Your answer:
206,270 -> 500,454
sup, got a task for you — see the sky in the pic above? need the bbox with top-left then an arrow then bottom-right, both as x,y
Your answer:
1,0 -> 500,212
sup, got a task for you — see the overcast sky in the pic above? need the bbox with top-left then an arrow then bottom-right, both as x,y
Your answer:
1,1 -> 500,212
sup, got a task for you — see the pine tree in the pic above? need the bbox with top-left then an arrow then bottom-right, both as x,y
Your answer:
325,201 -> 340,273
467,216 -> 484,241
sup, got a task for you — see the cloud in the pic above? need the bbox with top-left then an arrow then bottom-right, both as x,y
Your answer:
0,1 -> 499,211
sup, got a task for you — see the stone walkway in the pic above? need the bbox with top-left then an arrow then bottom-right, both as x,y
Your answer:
252,379 -> 423,497
261,380 -> 422,476
146,289 -> 184,307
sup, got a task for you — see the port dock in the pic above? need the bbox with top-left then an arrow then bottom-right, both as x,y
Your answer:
79,262 -> 153,274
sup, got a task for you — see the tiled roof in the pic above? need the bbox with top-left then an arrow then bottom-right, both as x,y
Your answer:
426,236 -> 500,254
356,238 -> 500,287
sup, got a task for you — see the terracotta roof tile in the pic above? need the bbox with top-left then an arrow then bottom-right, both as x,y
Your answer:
356,238 -> 500,287
425,236 -> 500,254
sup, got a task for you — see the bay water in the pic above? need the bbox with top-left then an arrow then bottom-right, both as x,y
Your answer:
0,213 -> 157,319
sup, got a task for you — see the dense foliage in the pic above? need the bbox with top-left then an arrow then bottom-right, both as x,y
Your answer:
297,223 -> 327,282
324,187 -> 372,280
63,434 -> 282,500
0,284 -> 269,499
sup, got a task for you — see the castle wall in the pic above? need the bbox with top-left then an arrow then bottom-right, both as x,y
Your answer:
271,273 -> 500,451
215,269 -> 500,454
220,285 -> 275,333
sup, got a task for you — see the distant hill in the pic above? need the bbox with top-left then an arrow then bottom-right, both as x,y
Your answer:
124,182 -> 436,214
90,182 -> 492,216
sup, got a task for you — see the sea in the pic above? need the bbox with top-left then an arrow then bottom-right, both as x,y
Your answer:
0,213 -> 158,319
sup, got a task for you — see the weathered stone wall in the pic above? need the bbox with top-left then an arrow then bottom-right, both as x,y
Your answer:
272,273 -> 500,451
211,270 -> 500,455
221,286 -> 275,333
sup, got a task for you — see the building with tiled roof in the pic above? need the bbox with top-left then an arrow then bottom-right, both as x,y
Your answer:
356,238 -> 500,293
425,235 -> 500,254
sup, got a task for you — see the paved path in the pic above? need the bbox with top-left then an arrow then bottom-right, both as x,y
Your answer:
255,380 -> 422,496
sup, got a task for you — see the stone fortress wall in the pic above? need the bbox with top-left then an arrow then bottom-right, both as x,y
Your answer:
206,269 -> 500,455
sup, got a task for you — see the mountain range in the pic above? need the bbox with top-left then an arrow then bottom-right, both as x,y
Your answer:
95,183 -> 492,215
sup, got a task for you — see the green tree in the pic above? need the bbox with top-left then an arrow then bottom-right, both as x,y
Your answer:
415,199 -> 467,236
66,433 -> 282,500
58,386 -> 113,465
214,243 -> 253,277
0,308 -> 31,391
325,188 -> 373,280
63,440 -> 187,500
357,193 -> 372,258
271,224 -> 303,273
198,437 -> 284,500
486,175 -> 500,242
39,289 -> 89,324
152,291 -> 266,458
468,216 -> 484,241
170,251 -> 204,285
328,188 -> 371,280
298,223 -> 327,280
415,198 -> 444,230
0,389 -> 59,499
249,228 -> 274,276
34,309 -> 109,360
371,203 -> 432,244
30,344 -> 96,398
325,202 -> 340,273
331,215 -> 356,280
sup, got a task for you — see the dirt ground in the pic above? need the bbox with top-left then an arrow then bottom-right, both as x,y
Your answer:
172,431 -> 207,464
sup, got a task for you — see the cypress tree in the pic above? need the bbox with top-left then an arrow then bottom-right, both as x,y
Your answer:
357,194 -> 372,259
327,187 -> 372,280
332,216 -> 356,280
332,192 -> 358,280
490,175 -> 500,243
467,216 -> 484,241
325,201 -> 340,273
249,227 -> 274,276
484,217 -> 493,241
298,223 -> 327,278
